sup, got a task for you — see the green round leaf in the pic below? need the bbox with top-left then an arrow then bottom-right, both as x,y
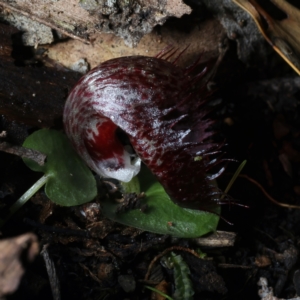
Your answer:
23,129 -> 97,206
101,167 -> 219,238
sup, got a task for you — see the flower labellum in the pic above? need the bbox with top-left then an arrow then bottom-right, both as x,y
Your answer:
63,53 -> 224,211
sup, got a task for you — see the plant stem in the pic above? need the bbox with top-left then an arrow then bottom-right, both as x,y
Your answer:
0,174 -> 49,227
144,285 -> 173,300
223,160 -> 247,196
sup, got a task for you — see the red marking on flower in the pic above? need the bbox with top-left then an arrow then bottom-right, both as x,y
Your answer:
84,117 -> 124,163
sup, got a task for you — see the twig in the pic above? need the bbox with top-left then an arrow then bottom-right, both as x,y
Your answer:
193,230 -> 236,247
0,141 -> 46,166
218,263 -> 252,269
144,246 -> 200,281
41,245 -> 61,300
239,174 -> 300,209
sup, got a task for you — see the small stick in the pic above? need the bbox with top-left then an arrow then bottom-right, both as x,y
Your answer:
41,245 -> 61,300
193,230 -> 236,247
239,174 -> 300,209
0,141 -> 46,166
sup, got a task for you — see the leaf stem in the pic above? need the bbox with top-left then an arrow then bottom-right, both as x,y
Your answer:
0,174 -> 49,227
144,285 -> 173,300
223,160 -> 247,196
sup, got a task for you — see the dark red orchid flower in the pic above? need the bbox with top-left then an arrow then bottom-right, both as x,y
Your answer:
63,52 -> 224,212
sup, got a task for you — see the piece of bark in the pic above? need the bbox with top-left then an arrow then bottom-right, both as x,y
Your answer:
0,23 -> 80,128
0,0 -> 191,46
0,233 -> 39,297
0,11 -> 54,46
48,17 -> 225,70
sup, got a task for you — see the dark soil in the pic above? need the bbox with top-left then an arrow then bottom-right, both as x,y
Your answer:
1,17 -> 300,300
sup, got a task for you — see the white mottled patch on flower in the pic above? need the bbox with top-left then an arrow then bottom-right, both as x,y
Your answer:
144,139 -> 158,153
85,118 -> 107,142
93,149 -> 141,182
156,158 -> 163,166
